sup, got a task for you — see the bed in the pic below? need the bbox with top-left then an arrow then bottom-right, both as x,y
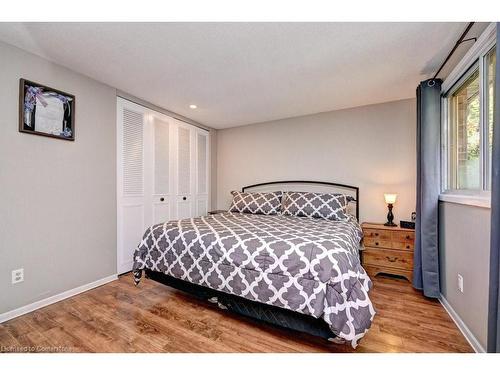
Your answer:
132,181 -> 375,347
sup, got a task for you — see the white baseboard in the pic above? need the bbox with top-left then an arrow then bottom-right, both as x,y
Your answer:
0,274 -> 118,323
439,294 -> 485,353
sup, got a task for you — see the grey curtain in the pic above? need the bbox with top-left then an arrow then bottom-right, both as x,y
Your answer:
414,78 -> 442,298
487,23 -> 500,353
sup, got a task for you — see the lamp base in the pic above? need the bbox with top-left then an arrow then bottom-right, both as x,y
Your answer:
385,203 -> 397,227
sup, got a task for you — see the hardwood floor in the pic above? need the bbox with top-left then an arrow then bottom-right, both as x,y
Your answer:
0,274 -> 473,353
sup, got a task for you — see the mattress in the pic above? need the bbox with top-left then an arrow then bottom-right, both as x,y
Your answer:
133,212 -> 375,347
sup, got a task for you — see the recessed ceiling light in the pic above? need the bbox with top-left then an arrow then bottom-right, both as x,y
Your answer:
189,104 -> 197,109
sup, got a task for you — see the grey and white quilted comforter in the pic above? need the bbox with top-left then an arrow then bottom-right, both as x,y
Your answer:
133,212 -> 375,346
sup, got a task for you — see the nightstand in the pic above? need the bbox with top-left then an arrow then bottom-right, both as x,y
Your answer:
361,222 -> 414,282
208,210 -> 227,215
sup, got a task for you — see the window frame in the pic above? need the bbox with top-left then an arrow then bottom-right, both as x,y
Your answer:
444,62 -> 481,191
440,23 -> 496,207
484,46 -> 497,190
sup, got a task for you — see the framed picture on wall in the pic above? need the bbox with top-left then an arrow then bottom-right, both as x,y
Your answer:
19,78 -> 75,141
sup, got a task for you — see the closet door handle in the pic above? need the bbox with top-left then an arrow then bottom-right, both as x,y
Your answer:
183,197 -> 187,201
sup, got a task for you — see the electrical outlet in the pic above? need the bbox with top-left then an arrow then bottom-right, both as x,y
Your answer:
12,268 -> 24,284
457,274 -> 464,293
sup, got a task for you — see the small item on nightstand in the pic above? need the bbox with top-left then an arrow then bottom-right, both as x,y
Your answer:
383,193 -> 397,227
400,220 -> 416,229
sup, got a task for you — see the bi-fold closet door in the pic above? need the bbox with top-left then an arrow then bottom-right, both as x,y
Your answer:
117,98 -> 209,274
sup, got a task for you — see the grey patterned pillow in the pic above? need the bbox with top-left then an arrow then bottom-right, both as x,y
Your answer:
229,191 -> 282,215
281,191 -> 352,221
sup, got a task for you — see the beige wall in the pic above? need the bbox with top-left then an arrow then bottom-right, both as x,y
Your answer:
439,202 -> 491,351
216,99 -> 416,223
0,41 -> 117,313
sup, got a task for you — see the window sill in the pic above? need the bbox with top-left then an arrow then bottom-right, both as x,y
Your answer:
439,193 -> 491,208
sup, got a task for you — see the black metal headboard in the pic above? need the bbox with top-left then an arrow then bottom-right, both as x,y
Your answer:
241,180 -> 359,220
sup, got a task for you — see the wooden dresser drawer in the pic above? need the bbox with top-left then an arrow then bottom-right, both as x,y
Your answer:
363,228 -> 392,241
392,231 -> 415,242
363,248 -> 413,270
391,241 -> 414,251
364,238 -> 392,248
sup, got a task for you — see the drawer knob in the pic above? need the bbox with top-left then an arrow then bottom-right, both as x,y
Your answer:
406,235 -> 411,240
386,256 -> 398,263
375,242 -> 379,246
406,245 -> 410,249
375,233 -> 379,237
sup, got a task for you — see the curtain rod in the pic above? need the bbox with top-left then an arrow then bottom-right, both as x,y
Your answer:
432,22 -> 476,80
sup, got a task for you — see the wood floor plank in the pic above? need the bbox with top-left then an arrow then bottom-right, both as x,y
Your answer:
0,274 -> 473,353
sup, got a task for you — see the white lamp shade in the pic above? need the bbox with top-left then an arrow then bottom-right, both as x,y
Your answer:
384,193 -> 397,204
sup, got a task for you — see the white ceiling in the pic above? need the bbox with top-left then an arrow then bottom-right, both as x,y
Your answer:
0,22 -> 478,128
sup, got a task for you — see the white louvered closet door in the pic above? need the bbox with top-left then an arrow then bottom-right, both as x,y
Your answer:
146,113 -> 174,226
118,98 -> 210,274
117,98 -> 147,274
174,121 -> 194,219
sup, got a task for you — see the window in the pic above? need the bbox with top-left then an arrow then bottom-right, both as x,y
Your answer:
444,45 -> 496,193
448,67 -> 480,190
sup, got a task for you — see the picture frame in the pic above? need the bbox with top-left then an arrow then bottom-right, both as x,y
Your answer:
19,78 -> 75,141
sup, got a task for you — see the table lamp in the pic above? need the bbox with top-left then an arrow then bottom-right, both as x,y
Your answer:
384,193 -> 397,227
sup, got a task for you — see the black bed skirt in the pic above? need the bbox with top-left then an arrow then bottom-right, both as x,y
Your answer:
144,269 -> 335,340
